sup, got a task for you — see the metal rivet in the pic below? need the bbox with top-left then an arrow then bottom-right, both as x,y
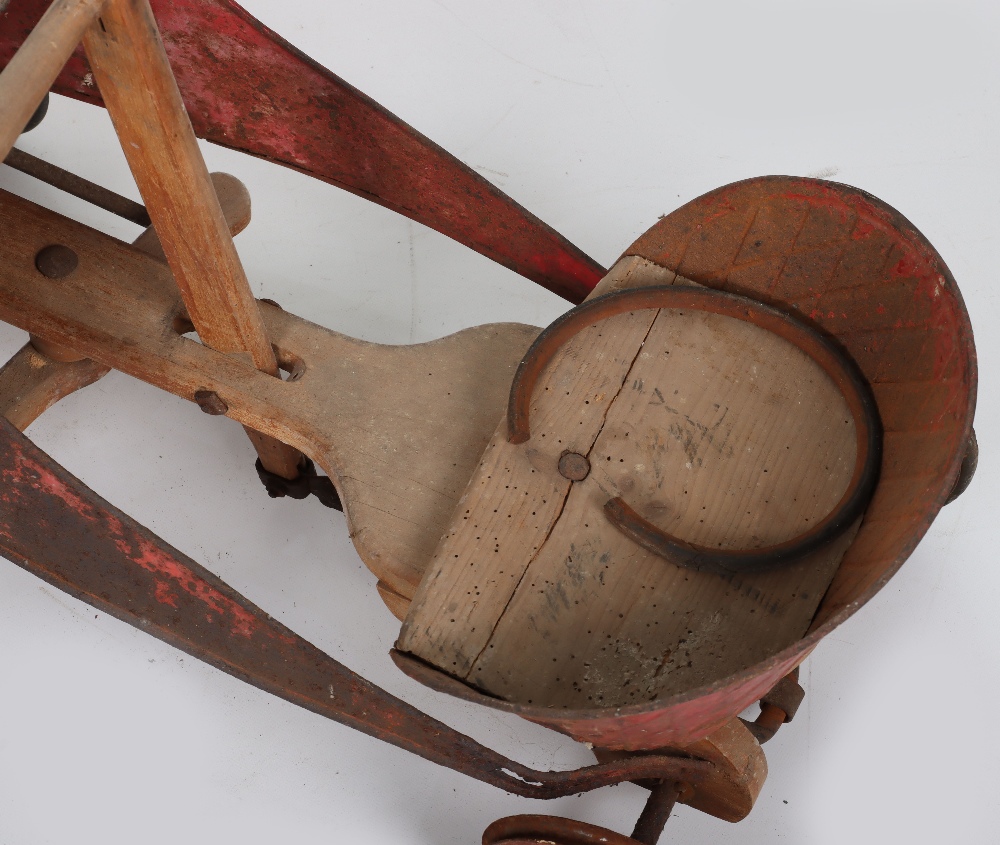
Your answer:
194,389 -> 228,415
558,451 -> 591,482
35,244 -> 78,279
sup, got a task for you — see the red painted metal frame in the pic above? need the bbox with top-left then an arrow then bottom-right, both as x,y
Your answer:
0,0 -> 605,303
0,414 -> 713,799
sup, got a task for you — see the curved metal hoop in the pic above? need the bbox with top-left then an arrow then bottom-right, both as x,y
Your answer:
506,285 -> 882,575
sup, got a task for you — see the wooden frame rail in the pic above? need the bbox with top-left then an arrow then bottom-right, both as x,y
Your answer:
0,0 -> 303,478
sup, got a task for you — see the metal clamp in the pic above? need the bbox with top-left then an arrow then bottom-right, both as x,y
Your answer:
255,456 -> 342,510
741,668 -> 805,744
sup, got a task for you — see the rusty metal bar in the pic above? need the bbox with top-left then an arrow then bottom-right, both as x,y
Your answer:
4,147 -> 151,226
631,780 -> 681,845
483,814 -> 640,845
0,416 -> 712,799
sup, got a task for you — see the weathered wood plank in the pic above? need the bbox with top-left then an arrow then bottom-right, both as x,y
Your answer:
0,344 -> 109,431
0,187 -> 538,604
398,307 -> 660,676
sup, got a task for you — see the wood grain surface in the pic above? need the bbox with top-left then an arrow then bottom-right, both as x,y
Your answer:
1,171 -> 253,432
84,0 -> 303,478
0,187 -> 539,602
0,0 -> 104,161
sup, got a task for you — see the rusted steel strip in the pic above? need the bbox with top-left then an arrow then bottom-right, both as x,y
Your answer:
483,815 -> 642,845
0,0 -> 605,303
0,417 -> 710,799
506,285 -> 881,575
4,147 -> 151,226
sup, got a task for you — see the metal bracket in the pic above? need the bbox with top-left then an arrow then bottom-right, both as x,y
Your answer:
255,456 -> 343,510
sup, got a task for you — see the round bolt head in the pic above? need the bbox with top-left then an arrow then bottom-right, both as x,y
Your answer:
35,244 -> 78,279
558,451 -> 591,482
194,389 -> 228,415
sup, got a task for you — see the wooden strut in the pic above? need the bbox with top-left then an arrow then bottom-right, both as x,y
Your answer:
0,0 -> 106,160
74,0 -> 302,479
1,171 -> 256,428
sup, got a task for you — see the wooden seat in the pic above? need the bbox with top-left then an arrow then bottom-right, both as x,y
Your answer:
394,177 -> 974,755
399,278 -> 866,710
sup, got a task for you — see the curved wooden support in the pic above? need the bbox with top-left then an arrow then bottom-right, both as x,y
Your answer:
593,717 -> 768,824
396,649 -> 767,825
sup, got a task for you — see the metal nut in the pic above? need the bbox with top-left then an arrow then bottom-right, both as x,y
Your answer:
194,389 -> 228,415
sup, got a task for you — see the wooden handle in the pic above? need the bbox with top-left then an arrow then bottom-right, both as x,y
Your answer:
83,0 -> 303,478
0,0 -> 106,160
82,0 -> 276,374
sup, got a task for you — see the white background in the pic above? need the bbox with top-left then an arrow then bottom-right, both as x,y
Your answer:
1,1 -> 998,842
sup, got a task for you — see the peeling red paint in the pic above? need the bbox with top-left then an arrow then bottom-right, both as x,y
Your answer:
586,176 -> 979,745
12,451 -> 94,515
2,418 -> 712,800
852,218 -> 877,240
0,0 -> 604,303
19,455 -> 260,636
154,581 -> 180,608
126,531 -> 259,637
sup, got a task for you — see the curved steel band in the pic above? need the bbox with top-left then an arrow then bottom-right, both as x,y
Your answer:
506,285 -> 882,575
